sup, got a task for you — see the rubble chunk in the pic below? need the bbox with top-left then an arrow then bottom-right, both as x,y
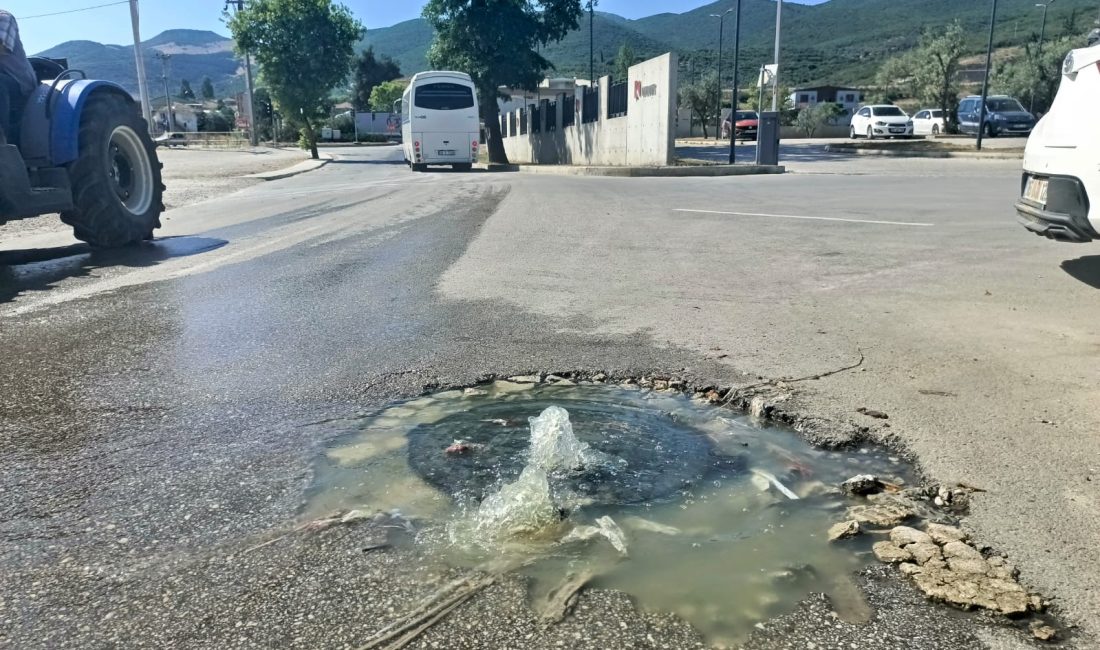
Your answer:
872,541 -> 912,563
827,520 -> 861,542
889,526 -> 933,547
841,474 -> 884,496
926,522 -> 968,545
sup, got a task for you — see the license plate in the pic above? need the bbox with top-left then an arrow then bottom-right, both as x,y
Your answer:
1024,177 -> 1049,206
438,149 -> 455,156
889,128 -> 905,133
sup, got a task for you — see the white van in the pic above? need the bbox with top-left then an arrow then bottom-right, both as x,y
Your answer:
1016,40 -> 1100,242
400,71 -> 480,172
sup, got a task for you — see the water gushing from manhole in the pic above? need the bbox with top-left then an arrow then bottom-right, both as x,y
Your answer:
310,381 -> 912,646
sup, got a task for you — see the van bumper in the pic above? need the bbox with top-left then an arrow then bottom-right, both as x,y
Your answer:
1015,173 -> 1096,243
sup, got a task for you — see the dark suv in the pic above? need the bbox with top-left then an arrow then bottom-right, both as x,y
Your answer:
956,95 -> 1036,137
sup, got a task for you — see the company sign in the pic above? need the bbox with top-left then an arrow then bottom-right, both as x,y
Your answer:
633,80 -> 658,100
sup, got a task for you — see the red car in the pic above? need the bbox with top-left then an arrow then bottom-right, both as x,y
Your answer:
732,110 -> 759,141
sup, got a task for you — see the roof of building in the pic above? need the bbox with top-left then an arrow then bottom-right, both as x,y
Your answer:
791,85 -> 862,93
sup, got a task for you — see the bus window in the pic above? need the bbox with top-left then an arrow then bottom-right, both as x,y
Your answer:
415,83 -> 475,111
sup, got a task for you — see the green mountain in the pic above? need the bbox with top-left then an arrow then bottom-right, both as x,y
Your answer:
35,30 -> 245,99
360,0 -> 1099,87
30,0 -> 1100,102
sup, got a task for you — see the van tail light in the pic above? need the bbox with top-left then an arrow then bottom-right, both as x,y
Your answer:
414,140 -> 421,149
472,140 -> 479,148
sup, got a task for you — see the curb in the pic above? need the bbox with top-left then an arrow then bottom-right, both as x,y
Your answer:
246,153 -> 335,181
481,163 -> 785,177
824,145 -> 1023,160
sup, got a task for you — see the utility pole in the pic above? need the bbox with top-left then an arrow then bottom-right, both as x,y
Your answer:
771,0 -> 783,111
1031,0 -> 1056,114
128,0 -> 152,130
225,0 -> 259,146
729,0 -> 742,164
588,0 -> 596,84
710,8 -> 733,140
977,0 -> 999,152
154,51 -> 174,134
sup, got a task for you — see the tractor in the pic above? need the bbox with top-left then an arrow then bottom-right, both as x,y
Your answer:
0,58 -> 163,247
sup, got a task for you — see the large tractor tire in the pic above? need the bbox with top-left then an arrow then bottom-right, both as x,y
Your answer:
60,93 -> 164,248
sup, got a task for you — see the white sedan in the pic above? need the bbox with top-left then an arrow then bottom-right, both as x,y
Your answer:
1016,41 -> 1100,242
850,105 -> 913,139
912,108 -> 946,136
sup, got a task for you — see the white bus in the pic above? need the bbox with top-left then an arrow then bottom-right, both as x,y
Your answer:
400,71 -> 480,172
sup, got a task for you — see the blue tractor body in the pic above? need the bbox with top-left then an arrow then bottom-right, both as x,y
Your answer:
19,79 -> 133,167
1,61 -> 164,247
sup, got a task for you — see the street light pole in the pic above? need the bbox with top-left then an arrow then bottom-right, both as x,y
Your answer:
977,0 -> 999,152
128,0 -> 152,130
226,0 -> 259,147
771,0 -> 783,111
1031,0 -> 1056,114
588,1 -> 595,84
154,51 -> 173,134
710,8 -> 733,140
729,0 -> 742,164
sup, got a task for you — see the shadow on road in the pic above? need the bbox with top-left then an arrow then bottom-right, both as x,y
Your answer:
0,236 -> 228,304
1061,256 -> 1100,289
677,142 -> 857,165
329,158 -> 406,166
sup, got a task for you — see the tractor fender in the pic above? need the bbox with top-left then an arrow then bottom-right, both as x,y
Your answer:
19,79 -> 136,167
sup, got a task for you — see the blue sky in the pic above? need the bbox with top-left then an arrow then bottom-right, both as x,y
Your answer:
10,0 -> 827,55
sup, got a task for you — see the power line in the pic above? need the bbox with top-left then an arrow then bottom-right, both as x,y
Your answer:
21,1 -> 130,20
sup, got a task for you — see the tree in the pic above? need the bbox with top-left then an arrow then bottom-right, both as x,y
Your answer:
228,0 -> 363,159
795,102 -> 842,137
201,77 -> 215,101
992,36 -> 1074,115
683,75 -> 719,139
875,21 -> 966,131
353,47 -> 402,111
369,80 -> 407,112
253,87 -> 275,141
423,0 -> 584,164
614,43 -> 635,81
198,110 -> 232,132
179,79 -> 196,101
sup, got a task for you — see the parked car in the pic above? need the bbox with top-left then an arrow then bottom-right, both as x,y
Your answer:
849,105 -> 913,139
912,108 -> 946,136
732,110 -> 759,141
1016,42 -> 1100,242
956,95 -> 1036,137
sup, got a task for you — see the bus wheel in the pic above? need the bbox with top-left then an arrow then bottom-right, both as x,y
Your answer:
452,163 -> 473,172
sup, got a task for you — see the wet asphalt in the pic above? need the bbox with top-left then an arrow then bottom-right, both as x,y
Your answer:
0,146 -> 1053,648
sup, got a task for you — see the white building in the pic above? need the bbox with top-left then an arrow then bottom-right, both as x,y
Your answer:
789,85 -> 864,125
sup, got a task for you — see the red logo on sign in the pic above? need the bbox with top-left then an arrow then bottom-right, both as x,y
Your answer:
634,81 -> 642,100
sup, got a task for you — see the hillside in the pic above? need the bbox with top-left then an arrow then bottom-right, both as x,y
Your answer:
35,30 -> 244,98
359,0 -> 1099,87
30,0 -> 1100,102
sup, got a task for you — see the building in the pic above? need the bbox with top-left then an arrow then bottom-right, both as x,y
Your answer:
789,85 -> 864,125
151,101 -> 201,133
497,77 -> 593,115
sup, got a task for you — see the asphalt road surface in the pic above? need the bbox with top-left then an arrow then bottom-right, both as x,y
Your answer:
1,144 -> 1096,649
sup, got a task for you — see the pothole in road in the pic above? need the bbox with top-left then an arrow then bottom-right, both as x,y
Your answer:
309,379 -> 915,647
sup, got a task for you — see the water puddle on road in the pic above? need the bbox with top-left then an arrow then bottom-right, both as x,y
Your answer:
308,381 -> 913,647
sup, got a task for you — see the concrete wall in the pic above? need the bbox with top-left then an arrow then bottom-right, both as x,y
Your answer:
501,53 -> 678,166
354,112 -> 402,137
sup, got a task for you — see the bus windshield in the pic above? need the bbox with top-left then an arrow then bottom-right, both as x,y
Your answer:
414,83 -> 475,111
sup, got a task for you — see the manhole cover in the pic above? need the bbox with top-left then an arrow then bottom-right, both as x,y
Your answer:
406,391 -> 732,505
